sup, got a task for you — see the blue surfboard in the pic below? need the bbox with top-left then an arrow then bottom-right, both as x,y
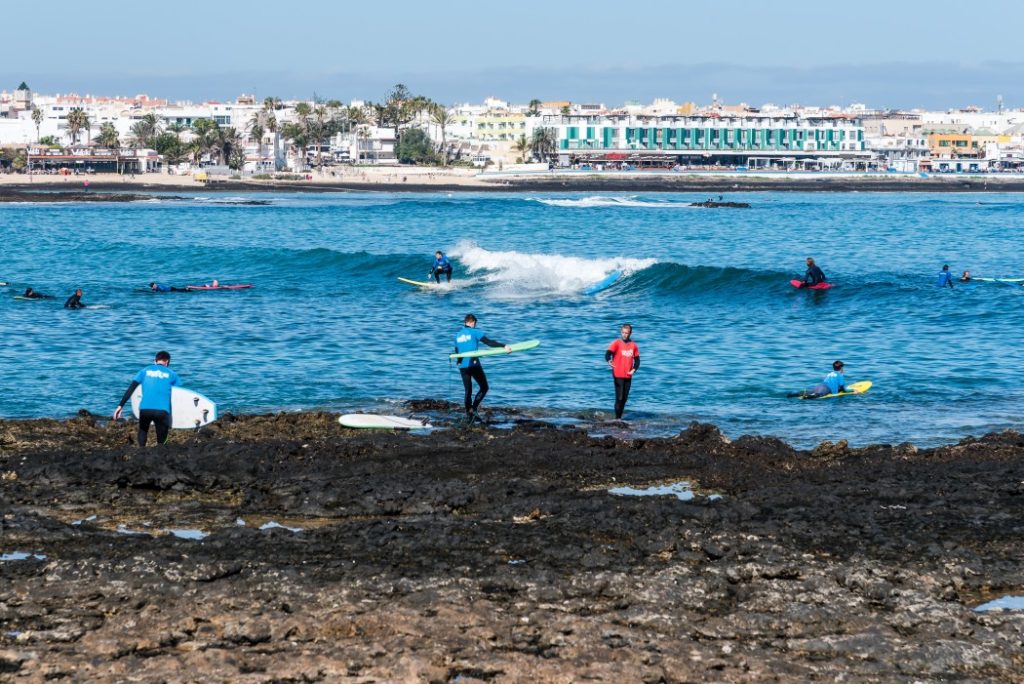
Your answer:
584,270 -> 623,295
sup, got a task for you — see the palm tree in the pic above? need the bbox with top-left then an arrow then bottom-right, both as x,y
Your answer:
129,113 -> 161,148
95,122 -> 120,150
429,103 -> 456,166
530,127 -> 558,161
220,127 -> 245,170
528,99 -> 542,116
248,115 -> 265,167
31,106 -> 43,142
280,122 -> 309,170
190,118 -> 220,164
264,112 -> 279,170
66,108 -> 89,146
512,134 -> 531,162
166,122 -> 187,142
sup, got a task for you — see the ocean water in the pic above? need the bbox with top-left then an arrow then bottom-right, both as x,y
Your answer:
2,190 -> 1023,447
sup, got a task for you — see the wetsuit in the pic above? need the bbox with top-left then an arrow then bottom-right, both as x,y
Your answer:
454,326 -> 504,416
803,265 -> 827,287
117,363 -> 180,446
803,371 -> 848,398
606,338 -> 640,419
430,255 -> 453,283
936,270 -> 954,288
23,290 -> 53,299
152,283 -> 187,293
63,292 -> 85,309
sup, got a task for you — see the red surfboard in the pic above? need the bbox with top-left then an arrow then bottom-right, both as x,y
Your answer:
185,284 -> 254,291
790,279 -> 832,290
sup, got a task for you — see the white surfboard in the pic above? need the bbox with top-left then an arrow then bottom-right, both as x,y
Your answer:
338,414 -> 431,429
131,386 -> 218,429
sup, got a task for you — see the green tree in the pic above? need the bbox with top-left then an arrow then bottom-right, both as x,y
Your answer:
38,135 -> 59,146
530,127 -> 557,161
31,106 -> 43,142
17,82 -> 29,91
512,134 -> 531,162
66,108 -> 89,145
248,115 -> 265,165
130,113 -> 161,148
560,105 -> 571,115
190,118 -> 220,164
373,84 -> 429,149
95,122 -> 120,149
395,128 -> 437,165
528,99 -> 542,116
12,150 -> 27,170
281,121 -> 309,170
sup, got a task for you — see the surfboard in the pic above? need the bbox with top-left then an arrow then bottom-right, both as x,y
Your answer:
398,277 -> 436,288
338,414 -> 431,429
801,380 -> 872,400
583,270 -> 623,295
185,284 -> 253,291
130,386 -> 218,429
972,277 -> 1024,283
450,339 -> 540,360
790,279 -> 833,290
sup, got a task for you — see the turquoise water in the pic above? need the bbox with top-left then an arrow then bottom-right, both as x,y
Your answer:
2,191 -> 1023,447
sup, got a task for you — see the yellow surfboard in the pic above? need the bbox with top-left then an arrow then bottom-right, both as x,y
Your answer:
397,277 -> 436,288
802,380 -> 872,400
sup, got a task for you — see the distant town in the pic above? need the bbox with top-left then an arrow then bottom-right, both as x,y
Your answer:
1,82 -> 1022,178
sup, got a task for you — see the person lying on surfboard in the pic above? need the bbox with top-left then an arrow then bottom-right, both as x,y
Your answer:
454,313 -> 510,421
798,257 -> 827,288
429,251 -> 453,284
792,360 -> 851,399
149,282 -> 188,293
22,287 -> 54,300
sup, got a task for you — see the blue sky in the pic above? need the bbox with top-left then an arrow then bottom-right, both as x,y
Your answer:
4,0 -> 1022,108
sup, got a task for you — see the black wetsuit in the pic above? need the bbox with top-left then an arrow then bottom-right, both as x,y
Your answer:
63,293 -> 85,308
803,265 -> 826,287
458,336 -> 504,416
23,291 -> 53,299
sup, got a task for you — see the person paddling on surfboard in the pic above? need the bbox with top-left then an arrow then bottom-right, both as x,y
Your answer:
22,287 -> 54,300
793,360 -> 850,399
606,324 -> 640,420
149,282 -> 188,293
63,288 -> 86,309
799,257 -> 827,288
454,313 -> 510,422
936,264 -> 954,289
112,350 -> 180,447
430,251 -> 453,284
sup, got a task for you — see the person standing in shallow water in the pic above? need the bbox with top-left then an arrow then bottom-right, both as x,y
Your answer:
112,350 -> 180,446
606,324 -> 640,420
453,313 -> 509,421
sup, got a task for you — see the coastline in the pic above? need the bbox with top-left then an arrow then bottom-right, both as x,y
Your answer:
2,411 -> 1023,680
4,168 -> 1024,198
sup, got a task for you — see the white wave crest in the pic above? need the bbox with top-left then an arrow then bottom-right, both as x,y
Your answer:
450,241 -> 656,298
530,195 -> 696,209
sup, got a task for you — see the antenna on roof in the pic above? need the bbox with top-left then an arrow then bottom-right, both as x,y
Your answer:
997,94 -> 1003,114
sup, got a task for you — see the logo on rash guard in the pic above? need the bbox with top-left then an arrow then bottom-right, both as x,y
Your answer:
145,369 -> 171,380
457,334 -> 472,344
620,349 -> 635,358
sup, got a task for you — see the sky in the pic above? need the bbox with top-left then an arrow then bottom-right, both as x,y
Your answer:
3,0 -> 1023,109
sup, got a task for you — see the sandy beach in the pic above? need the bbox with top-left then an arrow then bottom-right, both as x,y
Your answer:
2,410 -> 1023,681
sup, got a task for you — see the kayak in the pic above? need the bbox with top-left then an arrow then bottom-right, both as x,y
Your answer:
790,279 -> 832,290
185,284 -> 253,291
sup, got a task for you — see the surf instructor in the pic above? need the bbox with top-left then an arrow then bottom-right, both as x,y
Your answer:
112,350 -> 180,447
453,313 -> 510,422
606,324 -> 640,420
800,258 -> 827,288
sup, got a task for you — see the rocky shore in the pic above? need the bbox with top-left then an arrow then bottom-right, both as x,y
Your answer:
2,411 -> 1023,682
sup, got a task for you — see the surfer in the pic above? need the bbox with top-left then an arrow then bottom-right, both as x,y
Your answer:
454,313 -> 510,421
936,264 -> 954,288
149,282 -> 187,293
22,287 -> 53,300
794,360 -> 849,399
63,288 -> 86,309
799,258 -> 827,288
606,324 -> 640,420
960,270 -> 971,282
430,251 -> 453,284
112,350 -> 180,447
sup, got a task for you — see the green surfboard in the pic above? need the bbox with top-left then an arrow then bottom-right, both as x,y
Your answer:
450,339 -> 540,360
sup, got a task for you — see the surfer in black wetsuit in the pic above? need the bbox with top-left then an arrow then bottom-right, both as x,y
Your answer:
960,270 -> 971,283
64,288 -> 86,309
23,288 -> 54,299
800,257 -> 827,288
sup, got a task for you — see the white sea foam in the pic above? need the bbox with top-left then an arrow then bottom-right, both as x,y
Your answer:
530,195 -> 696,209
450,241 -> 656,298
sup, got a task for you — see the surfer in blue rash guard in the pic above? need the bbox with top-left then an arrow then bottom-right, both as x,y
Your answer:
112,350 -> 180,446
793,360 -> 849,399
430,250 -> 453,283
936,264 -> 954,288
454,313 -> 510,421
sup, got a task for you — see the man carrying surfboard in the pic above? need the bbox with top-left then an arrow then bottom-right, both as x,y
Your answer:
454,313 -> 510,422
799,258 -> 827,288
430,251 -> 453,284
606,324 -> 640,420
112,351 -> 180,446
